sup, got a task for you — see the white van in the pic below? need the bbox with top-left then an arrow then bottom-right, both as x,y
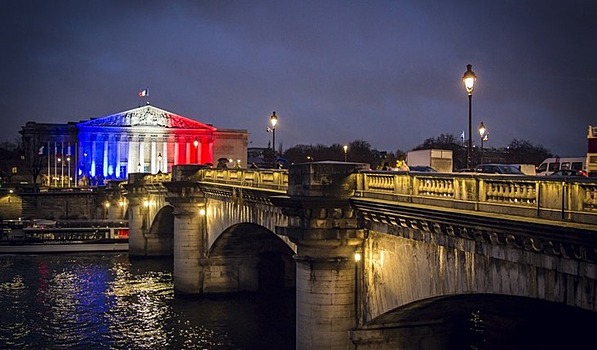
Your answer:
536,157 -> 586,176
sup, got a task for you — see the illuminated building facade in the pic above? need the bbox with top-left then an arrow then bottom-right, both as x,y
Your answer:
21,105 -> 248,186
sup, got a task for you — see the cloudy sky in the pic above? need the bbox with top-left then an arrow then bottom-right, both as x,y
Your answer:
2,0 -> 596,157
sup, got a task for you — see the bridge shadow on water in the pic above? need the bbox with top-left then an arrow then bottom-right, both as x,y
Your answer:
371,293 -> 597,350
130,256 -> 296,350
449,296 -> 597,350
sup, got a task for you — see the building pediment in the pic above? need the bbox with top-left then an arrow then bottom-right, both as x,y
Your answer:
77,105 -> 216,131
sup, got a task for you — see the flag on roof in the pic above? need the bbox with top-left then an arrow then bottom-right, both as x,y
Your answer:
139,89 -> 149,97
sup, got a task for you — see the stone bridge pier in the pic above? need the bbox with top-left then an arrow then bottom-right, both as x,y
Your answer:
125,172 -> 173,256
277,162 -> 369,350
164,166 -> 208,294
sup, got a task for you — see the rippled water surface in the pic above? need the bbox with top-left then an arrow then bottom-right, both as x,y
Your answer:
0,253 -> 295,349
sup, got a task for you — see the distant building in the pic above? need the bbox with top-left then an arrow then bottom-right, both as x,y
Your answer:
0,148 -> 29,187
20,104 -> 248,186
247,147 -> 271,168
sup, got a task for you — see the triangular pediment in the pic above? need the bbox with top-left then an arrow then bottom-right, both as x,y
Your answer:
77,105 -> 217,130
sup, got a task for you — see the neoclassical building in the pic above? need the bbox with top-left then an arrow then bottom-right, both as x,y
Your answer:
21,104 -> 248,186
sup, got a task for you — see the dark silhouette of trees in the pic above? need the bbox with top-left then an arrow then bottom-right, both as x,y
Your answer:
505,139 -> 553,165
282,140 -> 388,169
279,134 -> 553,172
411,134 -> 553,170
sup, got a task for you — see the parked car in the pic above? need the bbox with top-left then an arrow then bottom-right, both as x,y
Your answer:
548,169 -> 588,178
409,165 -> 437,172
474,164 -> 524,175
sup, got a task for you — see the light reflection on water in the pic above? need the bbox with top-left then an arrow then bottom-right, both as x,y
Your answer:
0,253 -> 295,350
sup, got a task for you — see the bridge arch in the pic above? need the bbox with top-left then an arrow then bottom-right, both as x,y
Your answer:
146,204 -> 174,256
354,293 -> 597,349
206,223 -> 296,293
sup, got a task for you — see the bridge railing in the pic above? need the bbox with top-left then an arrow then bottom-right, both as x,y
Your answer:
200,168 -> 288,192
355,171 -> 597,225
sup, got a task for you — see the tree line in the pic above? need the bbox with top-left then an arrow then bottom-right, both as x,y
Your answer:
280,134 -> 553,171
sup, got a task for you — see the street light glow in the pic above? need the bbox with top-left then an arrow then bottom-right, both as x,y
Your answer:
462,64 -> 476,95
462,64 -> 477,168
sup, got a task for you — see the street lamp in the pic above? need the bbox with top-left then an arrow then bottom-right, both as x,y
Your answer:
66,156 -> 71,187
193,138 -> 199,163
83,152 -> 87,179
57,157 -> 63,187
157,153 -> 163,173
462,64 -> 477,169
269,111 -> 278,151
343,145 -> 348,162
479,122 -> 487,165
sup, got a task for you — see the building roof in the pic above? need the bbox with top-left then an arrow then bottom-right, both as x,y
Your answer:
77,104 -> 217,131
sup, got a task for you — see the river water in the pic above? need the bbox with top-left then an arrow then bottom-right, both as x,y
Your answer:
2,253 -> 596,349
0,253 -> 295,350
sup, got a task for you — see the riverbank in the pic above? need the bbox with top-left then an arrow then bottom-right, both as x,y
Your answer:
0,239 -> 128,254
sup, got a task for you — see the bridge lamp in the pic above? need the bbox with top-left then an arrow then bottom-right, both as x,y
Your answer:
479,122 -> 487,165
199,208 -> 206,216
343,145 -> 348,162
354,247 -> 362,262
104,201 -> 110,208
143,200 -> 150,207
268,111 -> 278,155
462,64 -> 477,169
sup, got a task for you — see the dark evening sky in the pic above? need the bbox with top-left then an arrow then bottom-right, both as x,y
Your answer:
1,0 -> 596,157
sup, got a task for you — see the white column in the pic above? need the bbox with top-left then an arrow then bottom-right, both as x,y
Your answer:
196,139 -> 202,164
174,139 -> 179,166
116,138 -> 121,178
186,141 -> 191,164
91,140 -> 97,177
103,139 -> 109,177
128,137 -> 137,175
151,140 -> 157,174
139,138 -> 145,172
162,140 -> 168,173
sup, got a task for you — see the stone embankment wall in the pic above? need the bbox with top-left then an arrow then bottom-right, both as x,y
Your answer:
1,192 -> 105,220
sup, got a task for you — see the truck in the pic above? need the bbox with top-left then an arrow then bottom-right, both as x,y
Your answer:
406,149 -> 453,173
536,157 -> 586,176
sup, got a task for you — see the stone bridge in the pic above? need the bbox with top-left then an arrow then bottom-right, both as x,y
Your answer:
121,162 -> 597,349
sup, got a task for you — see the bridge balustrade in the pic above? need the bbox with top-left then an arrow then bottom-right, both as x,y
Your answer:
201,168 -> 288,191
356,171 -> 597,225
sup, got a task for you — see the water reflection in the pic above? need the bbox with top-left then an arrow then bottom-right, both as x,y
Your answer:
0,253 -> 295,350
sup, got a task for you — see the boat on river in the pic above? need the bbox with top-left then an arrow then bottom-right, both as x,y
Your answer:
0,219 -> 129,254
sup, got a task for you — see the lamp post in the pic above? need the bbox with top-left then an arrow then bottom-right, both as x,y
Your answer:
267,111 -> 278,167
479,122 -> 486,165
157,153 -> 162,173
57,157 -> 63,187
193,138 -> 199,163
462,64 -> 477,169
83,152 -> 87,179
66,156 -> 71,187
343,145 -> 348,162
269,111 -> 278,153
